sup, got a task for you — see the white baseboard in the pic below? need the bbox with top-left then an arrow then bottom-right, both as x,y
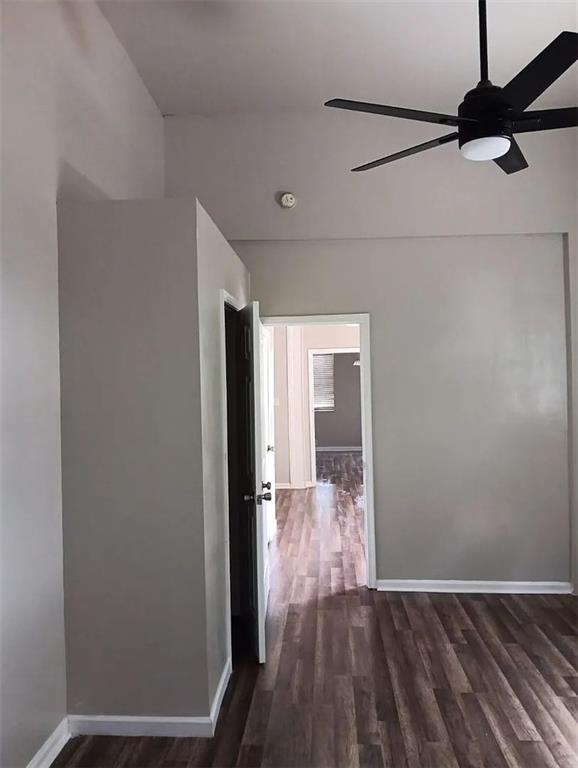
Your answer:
316,446 -> 362,452
376,579 -> 573,594
209,655 -> 232,729
68,713 -> 214,739
26,718 -> 70,768
69,657 -> 232,739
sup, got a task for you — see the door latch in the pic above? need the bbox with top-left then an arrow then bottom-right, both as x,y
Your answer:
244,491 -> 272,504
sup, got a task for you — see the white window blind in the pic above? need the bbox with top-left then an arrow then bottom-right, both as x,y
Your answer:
313,353 -> 335,411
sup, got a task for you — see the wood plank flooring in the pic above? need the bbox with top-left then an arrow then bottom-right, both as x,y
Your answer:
53,458 -> 577,767
316,450 -> 364,500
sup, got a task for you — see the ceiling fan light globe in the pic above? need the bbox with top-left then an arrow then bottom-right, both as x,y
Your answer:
460,135 -> 511,161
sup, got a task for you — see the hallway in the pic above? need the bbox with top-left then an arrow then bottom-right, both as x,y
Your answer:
53,479 -> 577,767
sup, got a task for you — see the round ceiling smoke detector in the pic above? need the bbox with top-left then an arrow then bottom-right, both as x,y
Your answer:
279,192 -> 296,209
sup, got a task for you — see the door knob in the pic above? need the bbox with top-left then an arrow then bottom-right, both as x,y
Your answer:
262,481 -> 271,490
267,445 -> 275,452
256,492 -> 272,505
243,493 -> 254,502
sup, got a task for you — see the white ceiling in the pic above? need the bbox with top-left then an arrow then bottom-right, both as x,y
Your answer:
100,1 -> 577,117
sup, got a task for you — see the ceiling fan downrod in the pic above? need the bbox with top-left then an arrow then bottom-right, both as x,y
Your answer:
478,0 -> 489,84
478,0 -> 490,85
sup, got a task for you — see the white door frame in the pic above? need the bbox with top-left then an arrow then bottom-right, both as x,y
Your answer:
261,326 -> 277,546
262,313 -> 377,589
308,347 -> 361,482
245,300 -> 267,662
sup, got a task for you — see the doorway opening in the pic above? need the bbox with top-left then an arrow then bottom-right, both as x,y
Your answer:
222,304 -> 375,672
262,314 -> 376,589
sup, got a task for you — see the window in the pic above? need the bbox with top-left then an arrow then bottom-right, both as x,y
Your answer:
313,353 -> 335,411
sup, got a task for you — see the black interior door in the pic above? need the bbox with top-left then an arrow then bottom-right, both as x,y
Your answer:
225,304 -> 258,663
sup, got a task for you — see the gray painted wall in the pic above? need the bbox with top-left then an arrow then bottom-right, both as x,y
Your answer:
165,103 -> 578,588
58,199 -> 249,721
59,200 -> 208,716
315,353 -> 362,448
195,203 -> 250,702
235,234 -> 570,583
165,111 -> 576,242
1,3 -> 163,765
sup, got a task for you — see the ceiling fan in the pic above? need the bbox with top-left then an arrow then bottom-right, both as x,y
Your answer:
325,0 -> 578,173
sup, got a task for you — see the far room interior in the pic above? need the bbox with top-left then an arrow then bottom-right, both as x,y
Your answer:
270,320 -> 368,584
2,2 -> 578,768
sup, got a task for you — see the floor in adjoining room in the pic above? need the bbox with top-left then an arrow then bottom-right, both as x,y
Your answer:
315,449 -> 364,494
52,466 -> 577,767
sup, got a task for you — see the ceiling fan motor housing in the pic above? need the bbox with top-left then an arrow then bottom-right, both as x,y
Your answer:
457,83 -> 514,149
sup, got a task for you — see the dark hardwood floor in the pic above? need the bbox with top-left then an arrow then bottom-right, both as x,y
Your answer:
316,450 -> 364,498
53,463 -> 577,767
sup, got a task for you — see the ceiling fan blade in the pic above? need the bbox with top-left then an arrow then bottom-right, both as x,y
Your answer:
325,99 -> 475,127
351,133 -> 459,172
493,138 -> 529,174
501,31 -> 578,110
513,107 -> 578,133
